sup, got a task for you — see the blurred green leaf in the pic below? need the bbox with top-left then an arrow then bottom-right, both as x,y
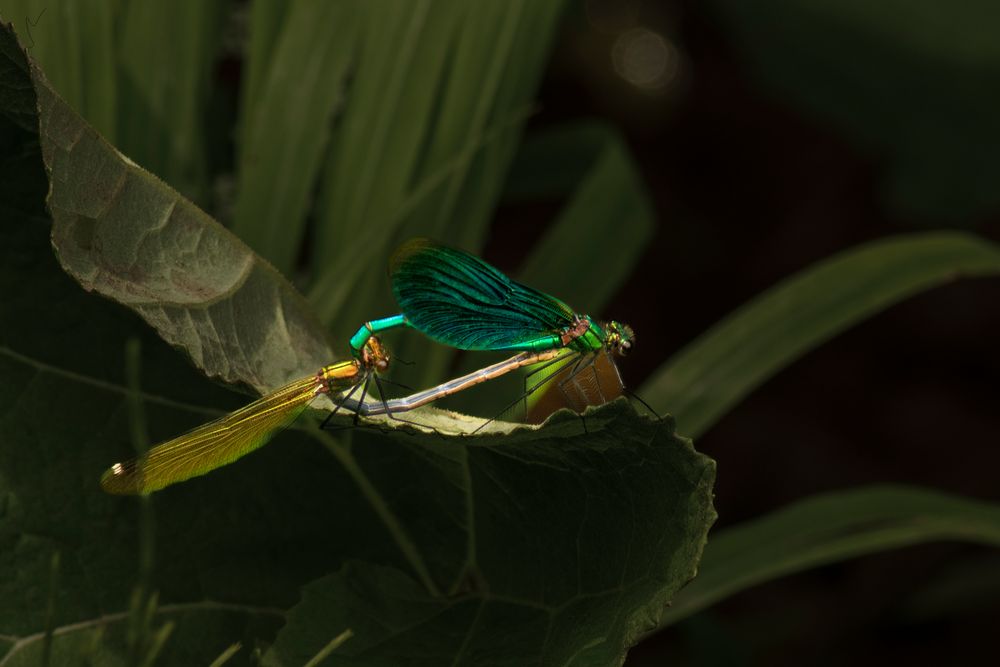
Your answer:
0,0 -> 117,139
208,641 -> 244,667
232,0 -> 362,274
237,0 -> 289,148
116,0 -> 228,203
709,0 -> 1000,223
0,601 -> 284,666
654,485 -> 1000,630
313,0 -> 457,256
642,232 -> 1000,437
0,0 -> 226,203
899,553 -> 1000,622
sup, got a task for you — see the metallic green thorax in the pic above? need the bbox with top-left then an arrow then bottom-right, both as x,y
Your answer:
575,318 -> 606,353
349,238 -> 633,358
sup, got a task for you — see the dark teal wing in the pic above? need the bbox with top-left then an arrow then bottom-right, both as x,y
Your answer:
389,238 -> 578,351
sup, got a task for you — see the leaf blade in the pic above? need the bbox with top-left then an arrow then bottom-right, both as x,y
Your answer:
655,485 -> 1000,630
28,42 -> 335,394
115,0 -> 227,202
232,0 -> 362,273
266,406 -> 716,667
641,232 -> 1000,437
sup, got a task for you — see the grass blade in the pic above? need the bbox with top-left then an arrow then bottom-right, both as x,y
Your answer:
237,0 -> 289,147
654,485 -> 1000,630
0,0 -> 117,139
641,232 -> 1000,437
116,0 -> 228,203
232,0 -> 362,273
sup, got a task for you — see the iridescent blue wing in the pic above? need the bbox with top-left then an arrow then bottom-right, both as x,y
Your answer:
390,238 -> 577,351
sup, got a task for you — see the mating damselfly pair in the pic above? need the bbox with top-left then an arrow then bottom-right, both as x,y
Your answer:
101,238 -> 643,495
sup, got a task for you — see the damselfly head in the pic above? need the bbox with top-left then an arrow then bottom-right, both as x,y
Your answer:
362,336 -> 391,372
604,321 -> 635,356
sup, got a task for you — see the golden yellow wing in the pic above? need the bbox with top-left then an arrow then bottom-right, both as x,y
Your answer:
102,373 -> 326,495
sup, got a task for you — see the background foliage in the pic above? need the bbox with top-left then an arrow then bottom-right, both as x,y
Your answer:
1,0 -> 998,664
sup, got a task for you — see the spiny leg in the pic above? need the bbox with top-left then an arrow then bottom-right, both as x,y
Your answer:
517,353 -> 577,421
624,388 -> 662,420
519,353 -> 585,417
555,354 -> 607,434
378,376 -> 414,392
477,354 -> 582,434
556,355 -> 598,412
371,373 -> 441,434
320,376 -> 368,431
351,373 -> 376,427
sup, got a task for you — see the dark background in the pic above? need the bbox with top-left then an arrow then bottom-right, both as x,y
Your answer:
486,1 -> 1000,664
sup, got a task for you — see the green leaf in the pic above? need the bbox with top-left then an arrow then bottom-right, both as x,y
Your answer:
231,0 -> 362,274
115,0 -> 228,203
0,0 -> 117,140
312,0 -> 462,272
898,553 -> 1000,622
641,232 -> 1000,437
24,32 -> 334,395
265,406 -> 715,667
1,20 -> 715,665
0,1 -> 226,204
308,0 -> 468,335
0,602 -> 285,667
708,0 -> 1000,223
237,0 -> 290,149
654,485 -> 1000,630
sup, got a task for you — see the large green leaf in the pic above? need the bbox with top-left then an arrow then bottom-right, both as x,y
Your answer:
0,20 -> 715,666
642,232 -> 1000,437
653,485 -> 1000,630
264,406 -> 714,667
23,29 -> 334,395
